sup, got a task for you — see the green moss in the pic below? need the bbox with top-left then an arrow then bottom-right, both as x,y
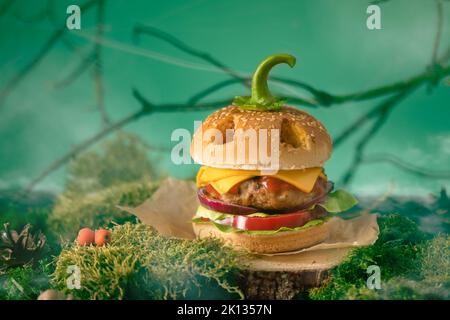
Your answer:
309,214 -> 428,300
48,181 -> 157,240
0,260 -> 53,300
336,234 -> 450,300
420,234 -> 450,281
64,132 -> 157,196
52,223 -> 244,300
309,215 -> 449,300
48,132 -> 161,241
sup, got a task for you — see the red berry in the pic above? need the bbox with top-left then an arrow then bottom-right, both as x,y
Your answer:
77,228 -> 95,246
95,229 -> 111,246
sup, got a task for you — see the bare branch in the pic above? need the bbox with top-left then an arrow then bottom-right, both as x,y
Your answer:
92,0 -> 110,126
0,0 -> 100,109
340,112 -> 390,186
25,109 -> 146,192
133,25 -> 450,108
133,24 -> 245,82
333,105 -> 383,148
333,64 -> 450,148
432,0 -> 444,65
334,65 -> 450,103
339,88 -> 416,186
53,52 -> 96,89
132,25 -> 342,105
187,76 -> 319,107
0,28 -> 64,108
439,45 -> 450,63
22,18 -> 450,191
362,153 -> 450,179
187,78 -> 244,105
133,88 -> 229,112
25,89 -> 228,191
47,4 -> 97,89
187,62 -> 450,109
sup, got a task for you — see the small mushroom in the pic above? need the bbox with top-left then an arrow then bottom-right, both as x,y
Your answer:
37,289 -> 74,300
95,229 -> 111,246
77,228 -> 95,246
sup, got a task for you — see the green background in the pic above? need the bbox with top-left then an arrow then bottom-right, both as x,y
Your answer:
0,0 -> 449,196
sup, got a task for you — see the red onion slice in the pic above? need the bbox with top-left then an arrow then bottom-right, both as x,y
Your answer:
197,188 -> 258,215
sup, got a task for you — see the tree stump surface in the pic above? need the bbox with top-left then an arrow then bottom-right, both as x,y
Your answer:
239,247 -> 351,299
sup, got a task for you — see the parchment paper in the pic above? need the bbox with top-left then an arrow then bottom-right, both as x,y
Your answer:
119,177 -> 379,271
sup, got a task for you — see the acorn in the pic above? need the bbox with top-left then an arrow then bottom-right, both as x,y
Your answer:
95,228 -> 111,246
77,228 -> 95,246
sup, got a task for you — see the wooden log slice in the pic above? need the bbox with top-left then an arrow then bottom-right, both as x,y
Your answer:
239,247 -> 350,299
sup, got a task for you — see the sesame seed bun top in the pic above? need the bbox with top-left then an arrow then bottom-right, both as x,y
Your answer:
190,105 -> 332,170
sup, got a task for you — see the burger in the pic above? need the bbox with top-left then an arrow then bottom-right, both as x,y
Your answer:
190,54 -> 357,253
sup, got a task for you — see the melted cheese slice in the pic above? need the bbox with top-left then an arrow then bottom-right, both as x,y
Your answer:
196,166 -> 324,194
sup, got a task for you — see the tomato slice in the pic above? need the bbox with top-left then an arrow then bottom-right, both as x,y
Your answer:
215,210 -> 323,231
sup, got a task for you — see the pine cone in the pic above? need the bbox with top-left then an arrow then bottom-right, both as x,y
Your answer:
0,223 -> 46,270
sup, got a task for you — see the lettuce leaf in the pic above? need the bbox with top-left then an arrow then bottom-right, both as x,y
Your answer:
195,205 -> 274,221
192,217 -> 326,235
317,189 -> 358,213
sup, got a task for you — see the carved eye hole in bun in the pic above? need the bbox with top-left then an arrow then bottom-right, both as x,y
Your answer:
280,118 -> 311,150
206,115 -> 235,145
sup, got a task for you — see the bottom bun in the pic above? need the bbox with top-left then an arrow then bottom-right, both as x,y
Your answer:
192,220 -> 331,254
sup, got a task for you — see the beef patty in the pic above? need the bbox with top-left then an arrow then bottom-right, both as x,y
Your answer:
207,176 -> 333,212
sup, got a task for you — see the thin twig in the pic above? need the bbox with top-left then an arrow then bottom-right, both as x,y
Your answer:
427,0 -> 446,91
340,112 -> 390,186
339,88 -> 416,186
334,65 -> 450,103
47,3 -> 97,89
133,25 -> 345,105
25,60 -> 448,193
133,24 -> 246,82
188,62 -> 450,109
25,89 -> 227,191
439,46 -> 450,64
22,16 -> 450,190
0,0 -> 100,109
362,153 -> 450,179
362,153 -> 450,180
333,65 -> 450,148
187,77 -> 318,107
0,28 -> 64,108
25,109 -> 145,192
333,101 -> 391,148
53,52 -> 96,89
187,78 -> 245,105
432,0 -> 444,65
92,0 -> 110,126
133,25 -> 450,108
132,88 -> 229,113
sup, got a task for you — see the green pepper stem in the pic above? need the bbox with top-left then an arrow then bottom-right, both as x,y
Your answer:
251,54 -> 296,105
